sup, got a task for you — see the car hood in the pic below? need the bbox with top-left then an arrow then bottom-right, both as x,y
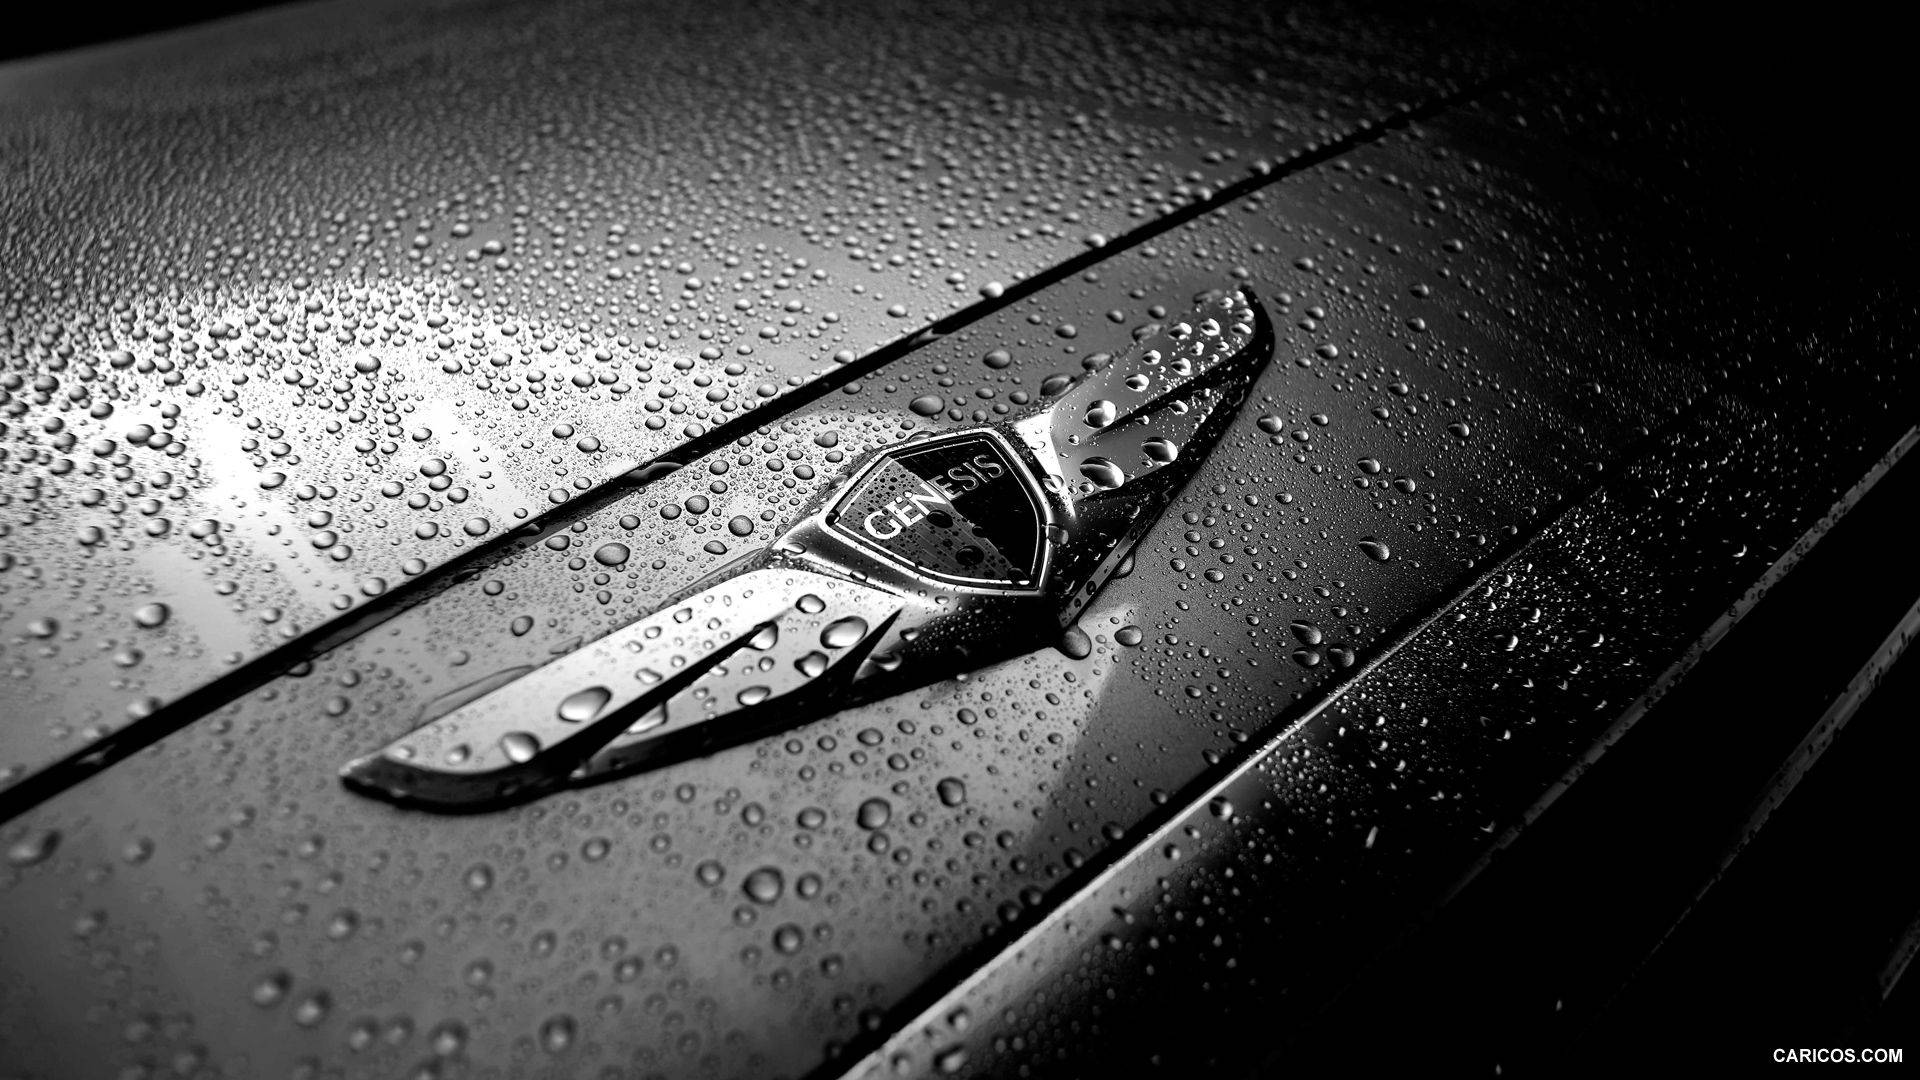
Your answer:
1,3 -> 1913,1080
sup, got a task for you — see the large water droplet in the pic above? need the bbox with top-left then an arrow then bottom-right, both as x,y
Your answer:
856,797 -> 892,830
1141,437 -> 1178,463
1080,457 -> 1125,489
742,866 -> 784,904
1085,399 -> 1118,428
557,686 -> 612,723
821,615 -> 868,649
500,732 -> 541,763
1057,625 -> 1092,659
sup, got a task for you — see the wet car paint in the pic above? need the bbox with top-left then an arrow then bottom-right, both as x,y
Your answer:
1,3 -> 1915,1080
0,0 -> 1498,795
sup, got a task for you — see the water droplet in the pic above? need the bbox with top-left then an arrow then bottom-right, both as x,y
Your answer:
1358,539 -> 1392,562
593,542 -> 631,567
250,971 -> 291,1007
292,990 -> 332,1027
132,602 -> 170,629
1084,399 -> 1118,428
431,1021 -> 469,1057
742,866 -> 784,904
820,615 -> 868,648
501,732 -> 541,763
5,829 -> 60,867
326,910 -> 360,940
908,394 -> 945,417
796,594 -> 826,615
936,778 -> 967,807
557,686 -> 612,723
1141,437 -> 1178,463
727,515 -> 755,537
540,1015 -> 577,1054
1080,457 -> 1124,489
772,923 -> 804,954
856,798 -> 892,830
1057,625 -> 1092,660
795,651 -> 829,678
1115,625 -> 1144,647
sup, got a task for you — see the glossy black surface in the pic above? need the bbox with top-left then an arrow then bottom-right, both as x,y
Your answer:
0,2 -> 1912,1078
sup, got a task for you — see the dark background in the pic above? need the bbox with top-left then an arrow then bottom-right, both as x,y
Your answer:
3,0 -> 291,60
5,0 -> 1903,202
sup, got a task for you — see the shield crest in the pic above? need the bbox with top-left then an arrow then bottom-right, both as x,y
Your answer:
825,431 -> 1050,591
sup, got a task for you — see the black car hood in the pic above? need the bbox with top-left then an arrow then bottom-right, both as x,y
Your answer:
1,3 -> 1913,1080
